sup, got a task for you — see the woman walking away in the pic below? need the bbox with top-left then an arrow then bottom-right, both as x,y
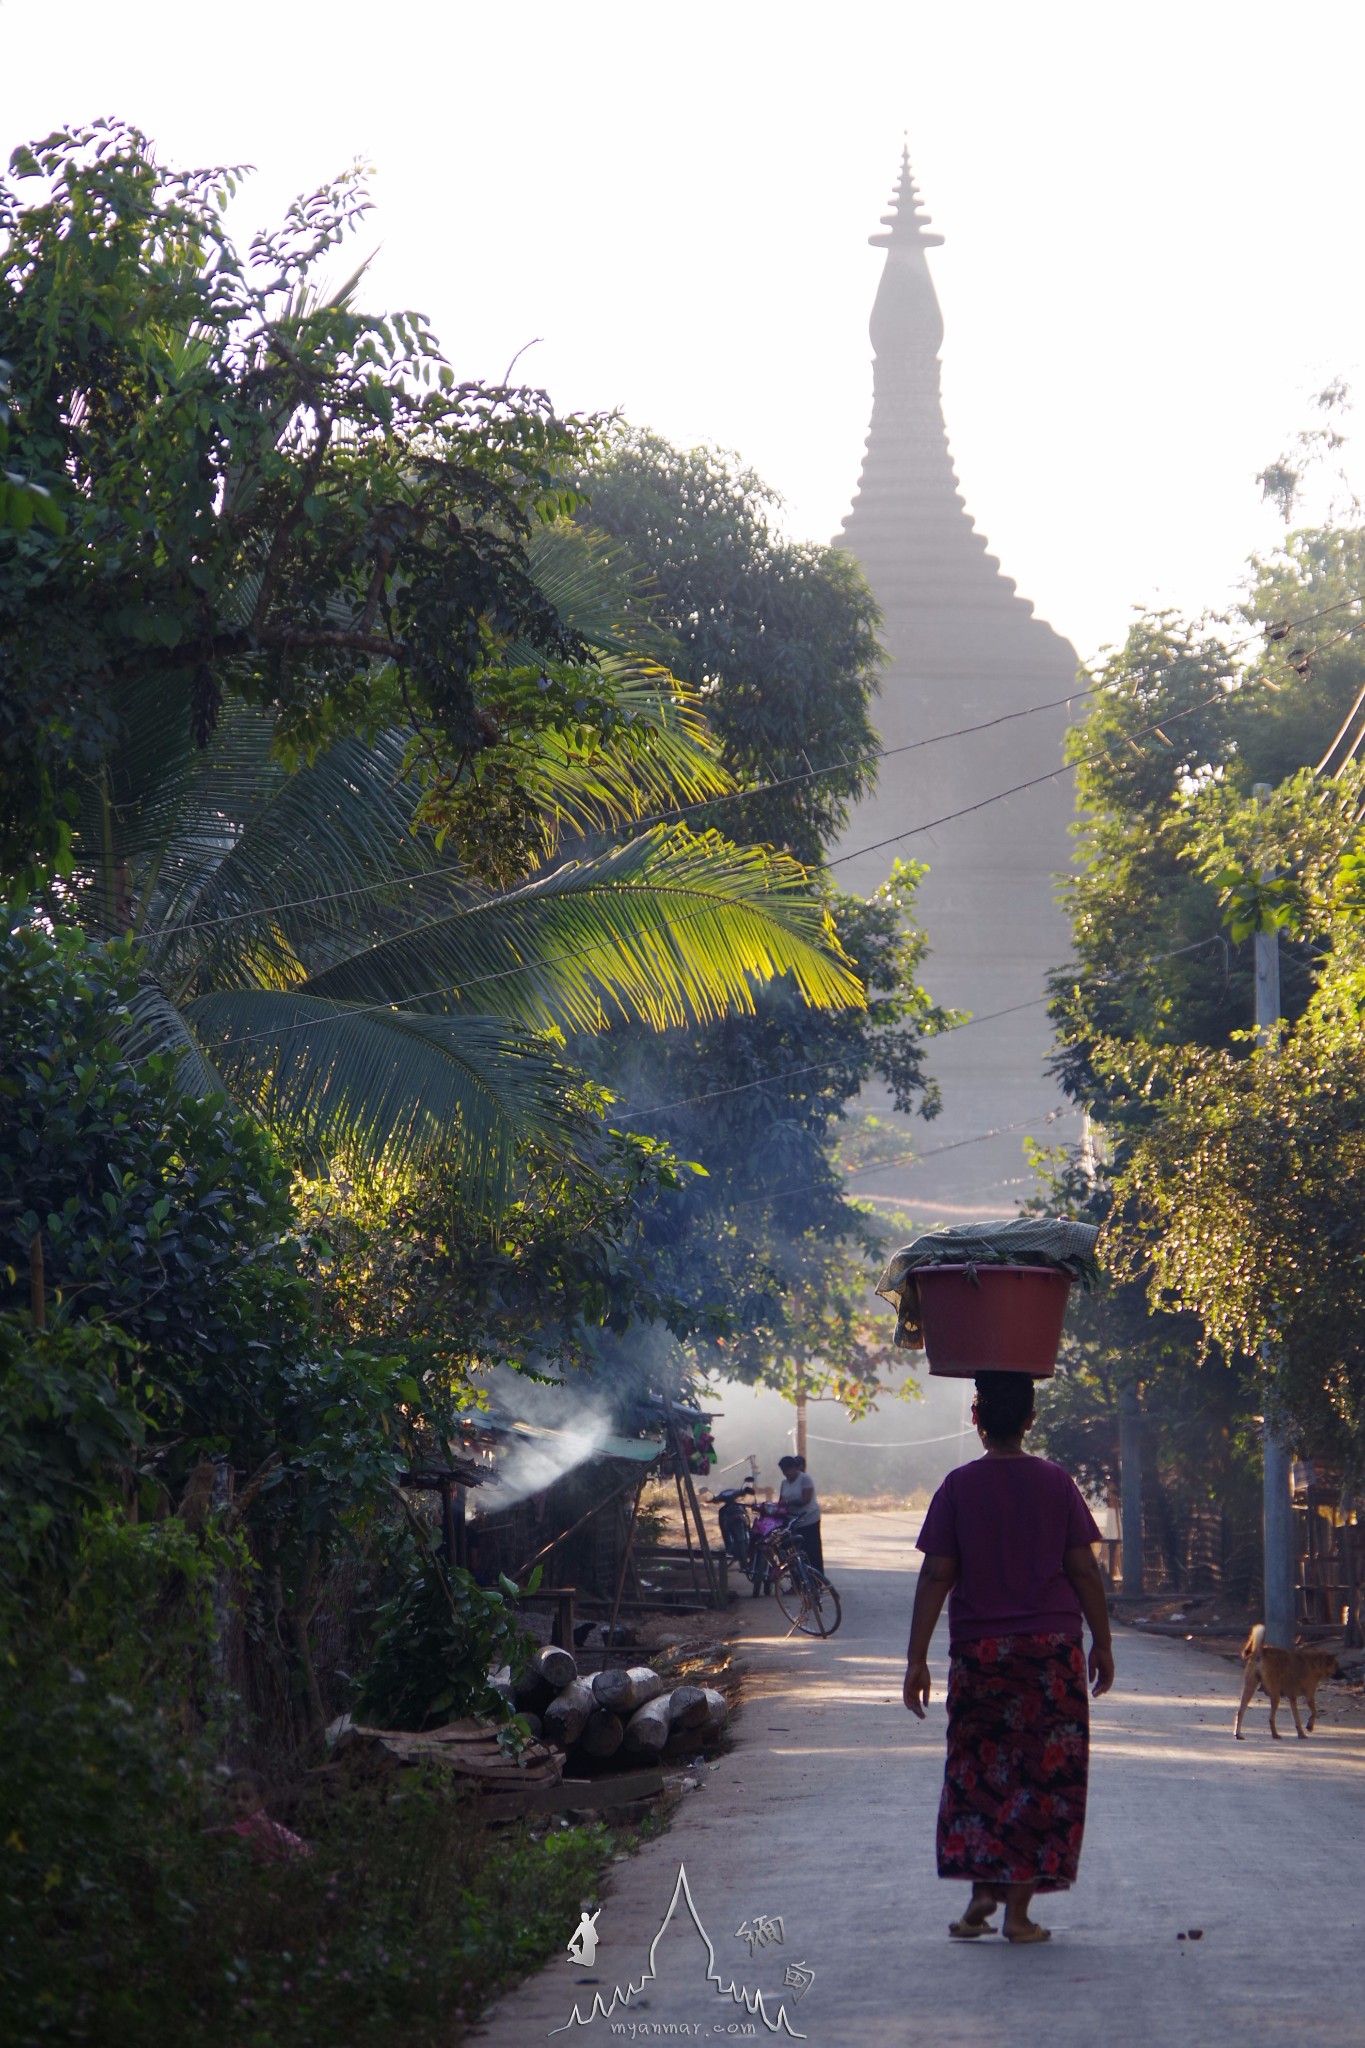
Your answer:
903,1372 -> 1114,1945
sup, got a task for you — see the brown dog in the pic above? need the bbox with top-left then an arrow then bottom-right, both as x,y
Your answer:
1234,1623 -> 1339,1740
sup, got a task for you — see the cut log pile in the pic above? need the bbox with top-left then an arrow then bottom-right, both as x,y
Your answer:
497,1643 -> 729,1769
321,1644 -> 729,1820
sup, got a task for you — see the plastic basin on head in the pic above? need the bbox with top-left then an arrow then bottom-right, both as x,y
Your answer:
915,1264 -> 1072,1379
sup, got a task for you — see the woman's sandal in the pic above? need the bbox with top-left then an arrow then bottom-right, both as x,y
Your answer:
1002,1923 -> 1051,1944
948,1914 -> 998,1939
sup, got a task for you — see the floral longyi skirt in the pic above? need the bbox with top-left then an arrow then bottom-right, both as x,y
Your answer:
937,1631 -> 1089,1892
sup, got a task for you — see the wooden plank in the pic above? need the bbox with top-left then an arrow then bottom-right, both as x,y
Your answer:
637,1543 -> 725,1562
478,1767 -> 665,1822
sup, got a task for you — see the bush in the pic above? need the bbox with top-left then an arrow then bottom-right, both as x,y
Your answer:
2,1687 -> 609,2046
0,916 -> 308,1447
0,1314 -> 144,1594
354,1540 -> 536,1731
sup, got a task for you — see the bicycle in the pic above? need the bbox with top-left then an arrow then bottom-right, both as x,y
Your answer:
769,1527 -> 842,1637
745,1495 -> 790,1598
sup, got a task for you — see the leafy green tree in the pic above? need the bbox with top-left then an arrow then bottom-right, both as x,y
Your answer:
0,122 -> 597,846
1115,1006 -> 1365,1468
1049,552 -> 1365,1126
0,915 -> 456,1737
0,919 -> 302,1439
579,429 -> 883,863
2,125 -> 867,1200
1043,529 -> 1365,1552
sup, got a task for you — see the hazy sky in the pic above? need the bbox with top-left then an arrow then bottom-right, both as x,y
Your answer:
6,1 -> 1365,664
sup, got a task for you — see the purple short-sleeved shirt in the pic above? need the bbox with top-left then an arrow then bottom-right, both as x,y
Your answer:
916,1455 -> 1102,1647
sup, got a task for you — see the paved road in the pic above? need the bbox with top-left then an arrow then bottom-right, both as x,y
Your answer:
473,1511 -> 1365,2047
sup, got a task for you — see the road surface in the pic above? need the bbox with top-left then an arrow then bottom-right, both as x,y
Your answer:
473,1511 -> 1365,2046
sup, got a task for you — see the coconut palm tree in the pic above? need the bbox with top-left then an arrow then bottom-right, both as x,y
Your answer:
72,538 -> 863,1210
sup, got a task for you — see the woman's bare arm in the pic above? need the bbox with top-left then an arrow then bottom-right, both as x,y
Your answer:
903,1553 -> 957,1718
1063,1544 -> 1115,1697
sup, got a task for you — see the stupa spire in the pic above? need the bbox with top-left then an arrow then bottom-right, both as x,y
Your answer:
840,144 -> 997,593
869,142 -> 944,252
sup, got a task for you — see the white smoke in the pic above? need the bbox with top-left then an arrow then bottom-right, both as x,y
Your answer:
468,1365 -> 617,1513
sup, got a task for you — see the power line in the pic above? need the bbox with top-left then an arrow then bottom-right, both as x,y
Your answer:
145,682 -> 1108,943
854,1171 -> 1035,1210
614,935 -> 1225,1124
825,686 -> 1226,872
157,589 -> 1365,1054
725,1106 -> 1081,1213
143,588 -> 1365,943
803,1426 -> 976,1450
179,682 -> 1250,1052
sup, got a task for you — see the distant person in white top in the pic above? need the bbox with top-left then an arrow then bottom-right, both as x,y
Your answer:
777,1455 -> 823,1573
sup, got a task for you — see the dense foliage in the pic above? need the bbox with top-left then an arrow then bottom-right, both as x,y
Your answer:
1037,523 -> 1365,1566
581,428 -> 883,863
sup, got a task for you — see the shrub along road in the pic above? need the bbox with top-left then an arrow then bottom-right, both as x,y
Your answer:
473,1511 -> 1365,2046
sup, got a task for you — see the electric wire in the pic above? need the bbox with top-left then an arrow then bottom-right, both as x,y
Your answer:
144,589 -> 1365,942
724,1106 -> 1081,1213
801,1426 -> 976,1450
146,678 -> 1112,941
613,935 -> 1226,1123
173,682 -> 1254,1049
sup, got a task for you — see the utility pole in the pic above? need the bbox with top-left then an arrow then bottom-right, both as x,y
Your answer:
1118,1381 -> 1144,1597
1253,782 -> 1297,1647
794,1358 -> 808,1463
791,1290 -> 808,1462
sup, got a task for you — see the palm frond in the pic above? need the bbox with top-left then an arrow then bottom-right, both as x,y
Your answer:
300,827 -> 865,1033
119,979 -> 228,1097
505,671 -> 733,848
187,993 -> 591,1201
519,522 -> 678,671
142,729 -> 441,995
74,689 -> 285,939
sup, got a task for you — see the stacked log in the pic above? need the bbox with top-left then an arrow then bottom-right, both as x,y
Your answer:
591,1666 -> 663,1715
622,1694 -> 671,1757
666,1685 -> 710,1733
498,1647 -> 728,1770
543,1676 -> 596,1749
579,1708 -> 625,1759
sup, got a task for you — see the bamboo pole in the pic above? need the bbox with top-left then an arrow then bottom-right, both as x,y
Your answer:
678,1450 -> 721,1608
664,1398 -> 720,1606
604,1476 -> 646,1666
512,1474 -> 638,1582
672,1462 -> 702,1595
